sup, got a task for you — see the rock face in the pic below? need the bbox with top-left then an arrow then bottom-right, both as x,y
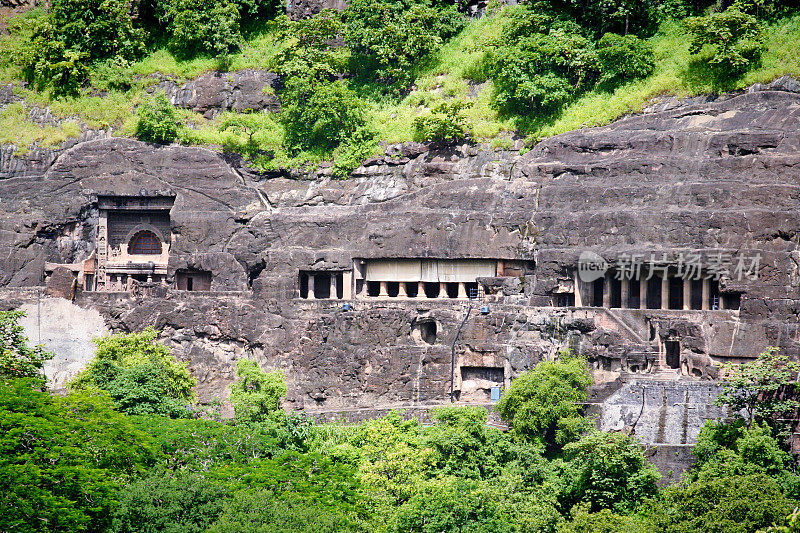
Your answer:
153,70 -> 281,118
2,82 -> 800,473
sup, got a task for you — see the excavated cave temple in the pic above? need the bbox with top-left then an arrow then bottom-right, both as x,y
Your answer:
4,80 -> 800,475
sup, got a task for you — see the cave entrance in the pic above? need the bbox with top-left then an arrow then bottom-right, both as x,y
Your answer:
665,340 -> 680,370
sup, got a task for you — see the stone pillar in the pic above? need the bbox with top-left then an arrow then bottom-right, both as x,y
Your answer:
307,274 -> 316,300
398,282 -> 407,297
602,274 -> 611,308
458,282 -> 468,299
682,279 -> 691,310
620,279 -> 629,309
379,281 -> 388,297
639,276 -> 647,309
661,276 -> 669,310
573,272 -> 583,307
440,282 -> 448,298
702,278 -> 710,310
418,281 -> 425,298
330,274 -> 338,300
342,272 -> 353,300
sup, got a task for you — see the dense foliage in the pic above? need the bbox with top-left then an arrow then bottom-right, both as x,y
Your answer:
496,351 -> 593,449
3,0 -> 800,173
0,379 -> 156,533
70,327 -> 196,417
2,330 -> 800,532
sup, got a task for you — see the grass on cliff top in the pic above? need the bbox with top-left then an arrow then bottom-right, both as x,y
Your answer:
2,9 -> 800,160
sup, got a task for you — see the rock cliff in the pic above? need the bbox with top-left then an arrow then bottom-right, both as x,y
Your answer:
2,79 -> 800,474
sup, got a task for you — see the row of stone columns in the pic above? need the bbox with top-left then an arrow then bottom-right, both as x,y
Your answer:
367,281 -> 470,299
578,272 -> 715,310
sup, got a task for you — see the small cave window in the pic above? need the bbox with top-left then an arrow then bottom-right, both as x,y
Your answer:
554,293 -> 575,307
609,277 -> 621,308
722,293 -> 741,310
418,320 -> 437,344
128,230 -> 162,255
592,278 -> 604,307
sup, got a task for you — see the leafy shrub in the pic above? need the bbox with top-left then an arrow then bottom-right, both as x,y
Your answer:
563,431 -> 661,513
597,32 -> 656,87
345,0 -> 465,89
234,0 -> 283,23
280,79 -> 371,153
685,4 -> 765,80
136,92 -> 180,144
112,471 -> 229,533
0,310 -> 53,385
412,100 -> 472,143
92,57 -> 135,92
70,327 -> 196,417
229,359 -> 287,423
571,0 -> 661,38
0,379 -> 156,533
495,351 -> 593,449
164,0 -> 242,58
487,28 -> 600,116
331,125 -> 380,179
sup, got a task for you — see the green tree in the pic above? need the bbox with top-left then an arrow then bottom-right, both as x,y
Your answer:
487,28 -> 600,117
347,411 -> 436,505
656,473 -> 793,533
345,0 -> 464,90
270,11 -> 349,83
136,91 -> 180,144
685,3 -> 765,80
715,347 -> 800,428
563,431 -> 661,513
228,359 -> 287,423
0,310 -> 53,386
496,352 -> 593,449
208,452 -> 368,533
0,379 -> 156,533
70,327 -> 196,417
596,32 -> 656,87
556,506 -> 653,533
389,477 -> 515,533
112,471 -> 229,533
